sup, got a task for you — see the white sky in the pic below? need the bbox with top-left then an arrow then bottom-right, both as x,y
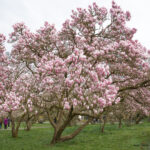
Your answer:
1,0 -> 150,49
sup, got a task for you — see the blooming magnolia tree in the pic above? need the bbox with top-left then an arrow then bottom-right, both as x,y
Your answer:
102,82 -> 150,128
0,34 -> 9,104
120,87 -> 150,123
0,69 -> 36,137
0,43 -> 38,137
7,73 -> 39,137
36,50 -> 119,144
0,0 -> 149,145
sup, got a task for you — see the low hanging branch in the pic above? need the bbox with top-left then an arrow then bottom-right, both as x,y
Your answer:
119,79 -> 150,93
59,118 -> 92,142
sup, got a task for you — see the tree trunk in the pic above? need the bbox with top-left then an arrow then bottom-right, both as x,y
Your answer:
50,129 -> 62,145
10,113 -> 25,138
47,106 -> 92,145
135,116 -> 143,124
12,129 -> 18,138
50,117 -> 73,145
101,122 -> 105,133
26,121 -> 32,131
50,118 -> 91,145
101,116 -> 107,133
118,118 -> 122,128
11,120 -> 18,138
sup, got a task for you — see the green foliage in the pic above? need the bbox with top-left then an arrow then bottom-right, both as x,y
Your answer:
0,122 -> 150,150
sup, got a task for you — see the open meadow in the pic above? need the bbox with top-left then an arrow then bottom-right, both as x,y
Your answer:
0,122 -> 150,150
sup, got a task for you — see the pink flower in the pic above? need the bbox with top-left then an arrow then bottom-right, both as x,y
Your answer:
125,11 -> 131,21
98,98 -> 106,107
115,97 -> 120,104
64,102 -> 70,110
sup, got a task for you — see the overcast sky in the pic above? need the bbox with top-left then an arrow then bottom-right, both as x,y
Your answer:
1,0 -> 150,49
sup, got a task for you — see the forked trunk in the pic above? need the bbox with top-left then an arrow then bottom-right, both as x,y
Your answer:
47,106 -> 92,145
50,118 -> 92,145
50,129 -> 61,145
10,113 -> 25,138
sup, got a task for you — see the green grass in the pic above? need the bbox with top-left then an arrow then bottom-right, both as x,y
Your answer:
20,121 -> 50,129
0,122 -> 150,150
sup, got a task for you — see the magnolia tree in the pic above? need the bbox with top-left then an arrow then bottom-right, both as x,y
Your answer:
120,87 -> 150,124
108,84 -> 150,128
99,82 -> 150,131
0,0 -> 149,145
0,44 -> 38,137
0,34 -> 9,104
97,85 -> 150,132
0,70 -> 35,137
8,73 -> 40,136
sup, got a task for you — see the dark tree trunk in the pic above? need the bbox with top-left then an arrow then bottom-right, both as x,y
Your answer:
50,128 -> 64,145
118,118 -> 122,128
11,120 -> 18,138
12,129 -> 18,137
10,113 -> 25,138
46,106 -> 92,145
50,118 -> 91,145
12,130 -> 18,138
101,124 -> 105,133
100,116 -> 107,133
135,116 -> 143,124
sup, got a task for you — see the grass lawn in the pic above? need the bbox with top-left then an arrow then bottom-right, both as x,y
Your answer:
0,122 -> 150,150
